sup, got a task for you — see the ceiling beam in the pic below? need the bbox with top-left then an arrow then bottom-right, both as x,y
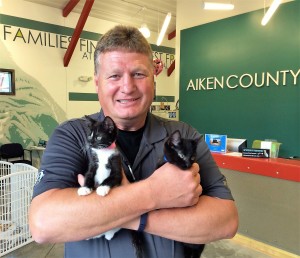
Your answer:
63,0 -> 80,17
167,30 -> 176,76
167,60 -> 175,77
168,30 -> 176,40
63,0 -> 94,67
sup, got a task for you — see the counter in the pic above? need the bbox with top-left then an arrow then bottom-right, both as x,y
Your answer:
212,153 -> 300,182
211,153 -> 300,255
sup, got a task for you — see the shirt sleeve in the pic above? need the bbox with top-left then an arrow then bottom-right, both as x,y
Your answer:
32,119 -> 89,198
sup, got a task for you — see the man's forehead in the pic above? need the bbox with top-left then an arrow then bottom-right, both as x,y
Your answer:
99,51 -> 153,69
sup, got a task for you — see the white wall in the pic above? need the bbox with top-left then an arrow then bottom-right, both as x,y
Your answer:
0,0 -> 175,146
0,0 -> 175,119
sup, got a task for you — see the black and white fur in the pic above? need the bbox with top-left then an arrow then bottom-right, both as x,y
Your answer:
78,115 -> 122,240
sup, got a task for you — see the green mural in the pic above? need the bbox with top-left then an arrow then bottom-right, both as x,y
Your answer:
0,39 -> 67,147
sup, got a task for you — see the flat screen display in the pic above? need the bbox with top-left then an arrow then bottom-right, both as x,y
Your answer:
0,68 -> 15,95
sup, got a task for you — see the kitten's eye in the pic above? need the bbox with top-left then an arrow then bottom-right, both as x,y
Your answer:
88,132 -> 94,140
178,153 -> 185,159
96,136 -> 102,140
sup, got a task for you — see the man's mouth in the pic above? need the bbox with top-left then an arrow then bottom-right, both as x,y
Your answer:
117,98 -> 139,103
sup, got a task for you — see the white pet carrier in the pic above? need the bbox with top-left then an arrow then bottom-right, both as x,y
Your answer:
0,161 -> 12,178
0,161 -> 38,256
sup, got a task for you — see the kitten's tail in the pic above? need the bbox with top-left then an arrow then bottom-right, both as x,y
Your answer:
131,231 -> 144,258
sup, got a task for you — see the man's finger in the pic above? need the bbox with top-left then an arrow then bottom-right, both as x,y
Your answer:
78,174 -> 85,186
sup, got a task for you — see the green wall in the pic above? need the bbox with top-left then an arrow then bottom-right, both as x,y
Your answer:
180,1 -> 300,157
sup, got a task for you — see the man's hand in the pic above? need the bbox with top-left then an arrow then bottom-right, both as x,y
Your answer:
147,163 -> 202,210
77,174 -> 85,187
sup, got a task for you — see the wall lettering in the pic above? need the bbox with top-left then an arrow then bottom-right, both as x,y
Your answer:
2,24 -> 175,68
3,25 -> 71,48
186,69 -> 300,91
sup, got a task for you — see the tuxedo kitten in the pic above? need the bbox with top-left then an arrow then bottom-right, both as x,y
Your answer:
163,130 -> 205,258
78,115 -> 122,240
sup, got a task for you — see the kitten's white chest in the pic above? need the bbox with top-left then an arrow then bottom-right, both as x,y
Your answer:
92,147 -> 116,185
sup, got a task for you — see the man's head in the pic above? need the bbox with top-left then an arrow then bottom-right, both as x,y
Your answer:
93,25 -> 155,130
94,25 -> 153,76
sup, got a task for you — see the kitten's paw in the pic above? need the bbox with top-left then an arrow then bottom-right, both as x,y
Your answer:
104,228 -> 120,240
78,187 -> 92,196
96,186 -> 110,196
104,231 -> 115,240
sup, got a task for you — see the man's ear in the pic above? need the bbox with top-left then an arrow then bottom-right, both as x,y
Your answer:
94,74 -> 99,92
153,79 -> 156,100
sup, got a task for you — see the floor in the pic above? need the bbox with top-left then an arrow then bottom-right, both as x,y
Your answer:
1,238 -> 275,258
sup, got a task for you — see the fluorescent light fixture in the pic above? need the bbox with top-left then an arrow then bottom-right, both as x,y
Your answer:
139,24 -> 151,38
261,0 -> 281,26
203,2 -> 234,10
156,12 -> 171,46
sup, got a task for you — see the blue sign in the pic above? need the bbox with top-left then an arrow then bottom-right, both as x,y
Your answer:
205,134 -> 227,153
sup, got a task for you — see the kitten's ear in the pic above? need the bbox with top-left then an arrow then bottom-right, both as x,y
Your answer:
169,130 -> 182,147
103,116 -> 116,133
85,115 -> 96,127
192,139 -> 199,151
193,138 -> 200,146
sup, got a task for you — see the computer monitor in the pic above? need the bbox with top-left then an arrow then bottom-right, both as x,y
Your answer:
227,138 -> 247,153
38,139 -> 47,147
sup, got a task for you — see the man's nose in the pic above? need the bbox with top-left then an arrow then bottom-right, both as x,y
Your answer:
121,75 -> 136,93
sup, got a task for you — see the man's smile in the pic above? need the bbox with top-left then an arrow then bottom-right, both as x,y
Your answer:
117,98 -> 140,103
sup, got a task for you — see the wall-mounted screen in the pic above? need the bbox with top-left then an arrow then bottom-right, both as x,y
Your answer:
0,68 -> 15,95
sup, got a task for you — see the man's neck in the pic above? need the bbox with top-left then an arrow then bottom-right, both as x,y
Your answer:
113,116 -> 147,131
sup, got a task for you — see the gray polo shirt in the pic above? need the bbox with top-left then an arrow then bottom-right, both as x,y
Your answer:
33,111 -> 233,258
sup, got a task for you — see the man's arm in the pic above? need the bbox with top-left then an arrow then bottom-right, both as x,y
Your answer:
29,162 -> 201,243
143,196 -> 238,244
29,181 -> 153,243
121,158 -> 238,244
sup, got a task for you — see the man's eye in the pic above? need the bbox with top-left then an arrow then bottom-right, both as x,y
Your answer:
134,72 -> 145,78
110,74 -> 119,78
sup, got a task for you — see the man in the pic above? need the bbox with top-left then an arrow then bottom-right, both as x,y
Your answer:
29,25 -> 238,258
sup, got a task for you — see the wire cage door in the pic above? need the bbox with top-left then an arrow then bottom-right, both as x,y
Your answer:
0,162 -> 38,256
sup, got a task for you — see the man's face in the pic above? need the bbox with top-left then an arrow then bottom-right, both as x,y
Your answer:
94,51 -> 154,130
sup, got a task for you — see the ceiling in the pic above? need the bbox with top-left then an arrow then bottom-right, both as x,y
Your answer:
24,0 -> 293,36
24,0 -> 177,35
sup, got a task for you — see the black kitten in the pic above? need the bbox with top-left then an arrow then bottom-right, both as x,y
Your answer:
163,130 -> 198,169
78,115 -> 123,240
164,130 -> 205,258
